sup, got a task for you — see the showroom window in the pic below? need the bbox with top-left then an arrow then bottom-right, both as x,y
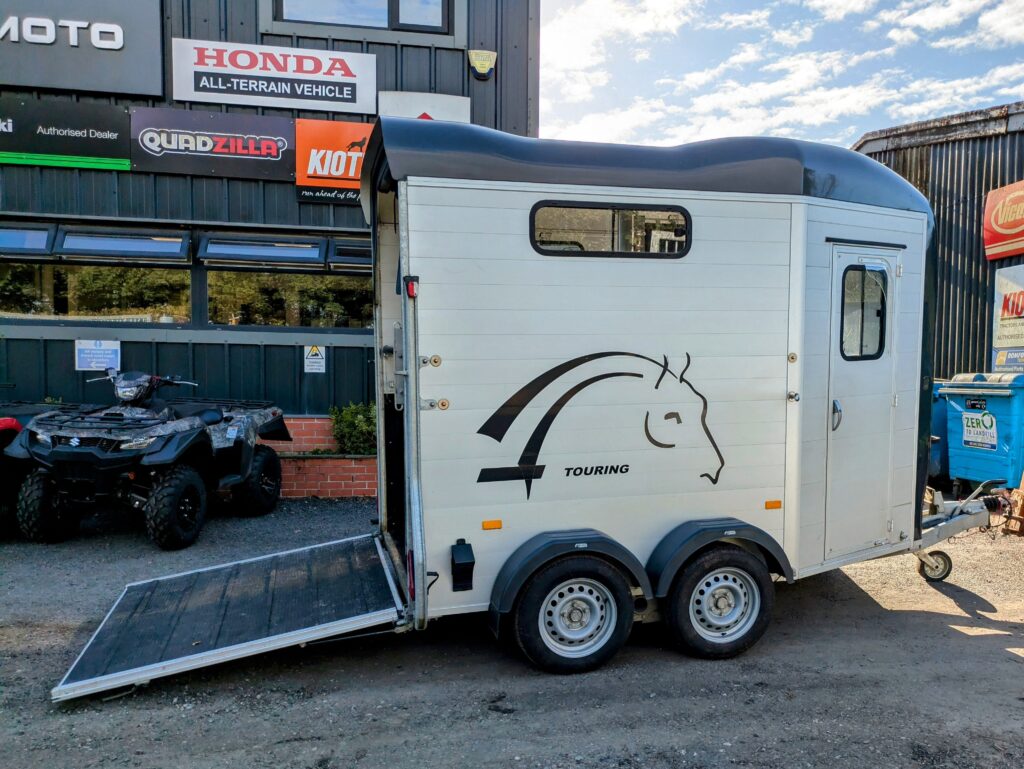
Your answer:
278,0 -> 449,32
207,272 -> 372,328
0,263 -> 191,323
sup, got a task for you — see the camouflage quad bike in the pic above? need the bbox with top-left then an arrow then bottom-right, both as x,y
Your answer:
4,370 -> 291,550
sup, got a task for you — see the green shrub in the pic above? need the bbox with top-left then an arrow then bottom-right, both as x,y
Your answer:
329,402 -> 377,455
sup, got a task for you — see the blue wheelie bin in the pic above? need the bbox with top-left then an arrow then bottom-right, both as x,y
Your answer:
940,373 -> 1024,489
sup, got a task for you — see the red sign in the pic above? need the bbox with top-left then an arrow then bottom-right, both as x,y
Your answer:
984,180 -> 1024,260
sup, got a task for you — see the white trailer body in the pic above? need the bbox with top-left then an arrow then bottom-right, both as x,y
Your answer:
365,118 -> 935,632
58,119 -> 985,700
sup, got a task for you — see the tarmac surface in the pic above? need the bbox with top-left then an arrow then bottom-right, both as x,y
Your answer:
2,498 -> 1024,769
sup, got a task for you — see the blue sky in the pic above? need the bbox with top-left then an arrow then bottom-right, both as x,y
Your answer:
539,0 -> 1024,146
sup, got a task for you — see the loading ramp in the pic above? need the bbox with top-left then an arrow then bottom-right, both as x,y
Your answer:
52,534 -> 404,702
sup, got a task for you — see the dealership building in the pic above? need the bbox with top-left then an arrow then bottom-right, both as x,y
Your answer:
0,1 -> 539,429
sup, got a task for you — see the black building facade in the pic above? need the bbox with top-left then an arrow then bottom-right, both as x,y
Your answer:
0,0 -> 539,413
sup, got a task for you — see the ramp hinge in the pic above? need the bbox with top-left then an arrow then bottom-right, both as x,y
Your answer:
895,264 -> 903,277
892,393 -> 899,407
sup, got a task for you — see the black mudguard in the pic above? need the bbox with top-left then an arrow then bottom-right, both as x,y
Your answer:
488,528 -> 654,637
140,430 -> 212,467
646,517 -> 794,598
257,415 -> 292,442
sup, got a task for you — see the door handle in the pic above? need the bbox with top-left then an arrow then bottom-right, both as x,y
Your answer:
832,399 -> 843,431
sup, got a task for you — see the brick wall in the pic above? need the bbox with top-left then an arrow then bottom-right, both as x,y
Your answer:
261,417 -> 378,498
261,417 -> 338,454
281,455 -> 378,498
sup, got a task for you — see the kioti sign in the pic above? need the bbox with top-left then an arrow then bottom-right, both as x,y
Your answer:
172,39 -> 376,114
295,119 -> 373,205
984,180 -> 1024,260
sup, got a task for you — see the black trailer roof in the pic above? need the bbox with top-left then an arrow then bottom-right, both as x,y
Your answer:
361,117 -> 930,216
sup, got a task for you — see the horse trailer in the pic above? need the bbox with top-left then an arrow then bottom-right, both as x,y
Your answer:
51,118 -> 989,701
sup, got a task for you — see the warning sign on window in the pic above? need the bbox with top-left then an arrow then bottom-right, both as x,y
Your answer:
304,345 -> 326,374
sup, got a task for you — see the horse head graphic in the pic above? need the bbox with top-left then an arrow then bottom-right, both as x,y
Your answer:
476,351 -> 725,498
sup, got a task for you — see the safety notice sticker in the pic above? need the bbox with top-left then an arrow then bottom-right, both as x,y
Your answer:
304,345 -> 326,374
75,340 -> 121,372
962,411 -> 997,450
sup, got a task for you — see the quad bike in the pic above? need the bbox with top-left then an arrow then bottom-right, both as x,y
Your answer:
4,370 -> 292,550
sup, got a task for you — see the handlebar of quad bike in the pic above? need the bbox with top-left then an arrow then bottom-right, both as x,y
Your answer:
85,368 -> 199,388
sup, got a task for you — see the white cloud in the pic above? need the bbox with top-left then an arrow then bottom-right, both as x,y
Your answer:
887,61 -> 1024,120
933,0 -> 1024,48
633,49 -> 652,62
541,0 -> 704,104
701,9 -> 771,29
887,27 -> 920,44
656,42 -> 764,93
804,0 -> 879,21
543,97 -> 681,143
899,0 -> 993,31
772,23 -> 815,47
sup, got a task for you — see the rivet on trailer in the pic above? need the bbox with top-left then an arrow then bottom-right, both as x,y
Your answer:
50,117 -> 988,702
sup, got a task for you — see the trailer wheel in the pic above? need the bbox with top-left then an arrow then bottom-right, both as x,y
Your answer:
144,465 -> 207,550
512,555 -> 634,674
16,469 -> 78,543
233,446 -> 281,516
918,550 -> 953,582
665,545 -> 774,659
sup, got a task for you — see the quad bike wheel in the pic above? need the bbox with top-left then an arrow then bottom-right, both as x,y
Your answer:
16,468 -> 79,543
233,445 -> 282,517
144,465 -> 207,550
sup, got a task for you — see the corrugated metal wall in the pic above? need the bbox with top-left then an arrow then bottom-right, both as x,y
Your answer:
864,132 -> 1024,378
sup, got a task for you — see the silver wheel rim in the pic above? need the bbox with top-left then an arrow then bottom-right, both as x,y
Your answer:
538,578 -> 617,658
689,567 -> 760,643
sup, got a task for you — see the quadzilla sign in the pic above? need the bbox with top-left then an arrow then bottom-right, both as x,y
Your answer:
984,180 -> 1024,261
172,39 -> 376,114
130,107 -> 295,181
295,119 -> 373,205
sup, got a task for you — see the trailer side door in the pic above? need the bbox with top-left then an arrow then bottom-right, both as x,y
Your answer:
825,246 -> 899,558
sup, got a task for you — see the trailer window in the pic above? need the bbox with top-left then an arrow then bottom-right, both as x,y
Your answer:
840,265 -> 887,360
530,202 -> 690,258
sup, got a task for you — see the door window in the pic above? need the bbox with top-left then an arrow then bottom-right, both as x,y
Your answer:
840,264 -> 887,360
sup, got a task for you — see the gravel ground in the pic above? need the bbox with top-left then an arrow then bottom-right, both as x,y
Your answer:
3,500 -> 1024,769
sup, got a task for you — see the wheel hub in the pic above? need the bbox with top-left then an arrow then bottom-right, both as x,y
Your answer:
689,567 -> 760,643
538,578 -> 617,658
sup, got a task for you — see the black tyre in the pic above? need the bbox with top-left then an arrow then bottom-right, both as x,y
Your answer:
512,555 -> 634,674
232,446 -> 282,517
665,545 -> 774,660
143,465 -> 207,550
16,469 -> 78,543
918,550 -> 952,582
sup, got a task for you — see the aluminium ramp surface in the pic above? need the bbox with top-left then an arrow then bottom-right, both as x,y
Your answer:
52,534 -> 403,702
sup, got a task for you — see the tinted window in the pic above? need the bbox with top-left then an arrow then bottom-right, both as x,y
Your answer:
0,227 -> 50,253
207,272 -> 372,328
0,264 -> 190,323
531,203 -> 690,258
841,265 -> 887,360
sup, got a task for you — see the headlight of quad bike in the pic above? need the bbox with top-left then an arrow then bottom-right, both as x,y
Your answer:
115,383 -> 148,401
119,436 -> 158,451
31,431 -> 51,446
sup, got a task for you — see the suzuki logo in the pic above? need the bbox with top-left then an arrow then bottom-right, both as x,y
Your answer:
0,118 -> 11,133
68,436 -> 80,447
